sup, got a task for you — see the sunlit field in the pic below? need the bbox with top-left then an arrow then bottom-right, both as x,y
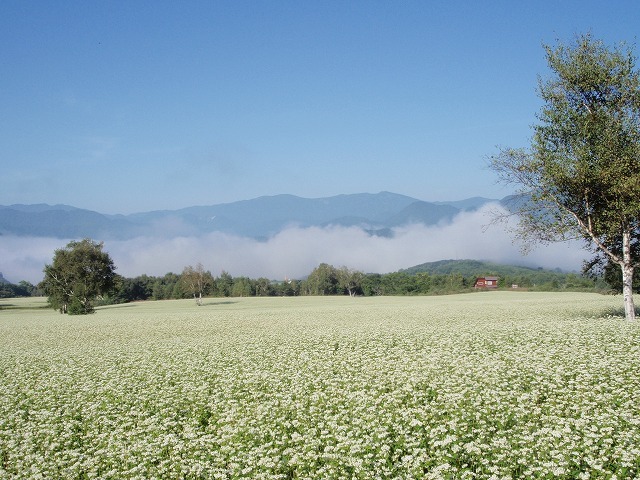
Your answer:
1,292 -> 639,479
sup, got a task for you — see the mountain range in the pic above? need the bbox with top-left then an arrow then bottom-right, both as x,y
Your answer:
0,192 -> 504,240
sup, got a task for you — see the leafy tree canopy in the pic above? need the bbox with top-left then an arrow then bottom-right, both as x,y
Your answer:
490,34 -> 640,320
180,263 -> 214,305
40,238 -> 118,314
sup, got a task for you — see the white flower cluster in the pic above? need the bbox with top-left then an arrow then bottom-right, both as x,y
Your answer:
0,293 -> 639,478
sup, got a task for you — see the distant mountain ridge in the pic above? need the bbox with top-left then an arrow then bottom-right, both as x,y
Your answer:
0,192 -> 502,240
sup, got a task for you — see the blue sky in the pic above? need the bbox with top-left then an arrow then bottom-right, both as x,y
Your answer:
2,1 -> 639,214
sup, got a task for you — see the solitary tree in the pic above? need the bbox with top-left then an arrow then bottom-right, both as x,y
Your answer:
337,266 -> 364,297
490,34 -> 640,320
180,263 -> 213,305
41,239 -> 118,314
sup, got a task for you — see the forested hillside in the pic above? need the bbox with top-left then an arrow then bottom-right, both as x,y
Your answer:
401,259 -> 591,289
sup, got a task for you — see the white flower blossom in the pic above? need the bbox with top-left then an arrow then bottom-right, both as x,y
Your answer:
0,292 -> 638,478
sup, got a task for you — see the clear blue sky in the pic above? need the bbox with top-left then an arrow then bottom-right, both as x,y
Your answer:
2,1 -> 639,214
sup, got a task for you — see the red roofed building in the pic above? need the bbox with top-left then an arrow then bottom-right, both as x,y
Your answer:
474,276 -> 499,289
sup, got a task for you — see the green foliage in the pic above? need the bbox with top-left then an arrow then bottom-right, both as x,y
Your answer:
216,270 -> 234,297
108,275 -> 154,303
68,289 -> 91,315
40,239 -> 118,314
231,277 -> 254,297
336,266 -> 365,297
490,34 -> 640,319
590,261 -> 640,293
405,259 -> 533,276
179,263 -> 214,305
303,263 -> 340,295
254,277 -> 275,296
149,272 -> 182,300
0,280 -> 41,299
492,35 -> 640,246
105,260 -> 603,304
404,259 -> 599,291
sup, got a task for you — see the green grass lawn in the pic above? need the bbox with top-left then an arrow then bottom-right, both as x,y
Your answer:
1,292 -> 639,478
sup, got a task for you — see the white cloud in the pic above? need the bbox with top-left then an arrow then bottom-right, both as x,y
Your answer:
0,236 -> 69,284
0,204 -> 589,284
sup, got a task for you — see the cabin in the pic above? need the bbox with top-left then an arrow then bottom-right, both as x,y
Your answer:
474,276 -> 499,289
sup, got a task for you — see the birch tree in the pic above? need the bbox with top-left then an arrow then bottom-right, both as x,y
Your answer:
490,34 -> 640,320
180,263 -> 213,305
337,266 -> 364,297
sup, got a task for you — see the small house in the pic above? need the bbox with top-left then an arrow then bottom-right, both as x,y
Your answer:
474,276 -> 499,289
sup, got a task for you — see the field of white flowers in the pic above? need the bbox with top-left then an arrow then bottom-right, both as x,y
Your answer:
1,292 -> 639,479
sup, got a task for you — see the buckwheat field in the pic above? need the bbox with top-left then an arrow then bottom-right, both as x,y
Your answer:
1,292 -> 639,479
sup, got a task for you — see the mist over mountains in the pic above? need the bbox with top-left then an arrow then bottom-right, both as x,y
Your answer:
0,192 -> 495,240
0,192 -> 586,284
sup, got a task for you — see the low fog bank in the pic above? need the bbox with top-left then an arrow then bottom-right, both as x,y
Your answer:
1,204 -> 588,284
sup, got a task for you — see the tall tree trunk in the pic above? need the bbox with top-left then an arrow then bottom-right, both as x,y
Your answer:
622,231 -> 636,321
622,264 -> 635,321
194,292 -> 202,306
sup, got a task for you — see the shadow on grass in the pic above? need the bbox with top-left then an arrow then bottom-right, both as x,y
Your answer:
97,303 -> 142,310
96,300 -> 239,310
0,303 -> 50,311
591,305 -> 640,319
203,300 -> 238,306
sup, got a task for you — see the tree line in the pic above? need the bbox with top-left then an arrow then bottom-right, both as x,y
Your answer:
0,238 -> 618,312
103,262 -> 606,305
0,280 -> 42,299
